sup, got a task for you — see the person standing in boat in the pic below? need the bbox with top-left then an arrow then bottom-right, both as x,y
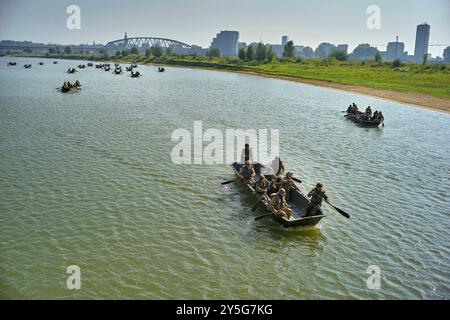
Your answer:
305,183 -> 329,217
240,143 -> 254,164
239,160 -> 256,186
366,106 -> 372,116
281,172 -> 300,201
269,188 -> 292,220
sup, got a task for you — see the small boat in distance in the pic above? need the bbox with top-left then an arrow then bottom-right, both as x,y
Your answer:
24,64 -> 32,68
158,67 -> 165,72
230,162 -> 326,228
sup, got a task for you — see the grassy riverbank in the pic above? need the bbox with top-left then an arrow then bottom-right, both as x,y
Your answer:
7,52 -> 450,112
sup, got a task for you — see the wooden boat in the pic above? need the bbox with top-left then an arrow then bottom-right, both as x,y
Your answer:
231,162 -> 326,228
87,63 -> 93,67
24,64 -> 32,68
59,86 -> 81,93
113,68 -> 122,74
78,64 -> 86,69
96,64 -> 103,68
131,64 -> 137,68
126,66 -> 133,72
39,62 -> 44,65
67,68 -> 77,73
53,61 -> 58,64
345,112 -> 383,127
158,67 -> 165,72
131,71 -> 141,78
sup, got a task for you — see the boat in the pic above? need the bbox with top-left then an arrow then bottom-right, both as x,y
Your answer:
53,61 -> 58,64
345,112 -> 383,127
24,64 -> 32,68
158,67 -> 165,72
78,64 -> 86,69
131,71 -> 141,78
59,85 -> 81,93
126,66 -> 133,72
87,63 -> 93,67
39,62 -> 44,65
231,162 -> 326,228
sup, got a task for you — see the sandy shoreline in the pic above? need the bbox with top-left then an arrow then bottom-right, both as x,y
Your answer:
149,63 -> 450,115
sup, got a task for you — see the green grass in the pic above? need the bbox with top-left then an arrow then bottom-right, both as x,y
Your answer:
8,52 -> 450,99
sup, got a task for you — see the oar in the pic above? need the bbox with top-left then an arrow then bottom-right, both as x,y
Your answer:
221,179 -> 235,185
254,213 -> 272,221
326,202 -> 350,219
251,193 -> 267,212
292,177 -> 302,184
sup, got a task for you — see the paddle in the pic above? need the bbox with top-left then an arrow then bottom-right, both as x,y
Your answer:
254,213 -> 272,221
292,177 -> 302,184
251,193 -> 267,212
221,179 -> 235,185
326,201 -> 350,219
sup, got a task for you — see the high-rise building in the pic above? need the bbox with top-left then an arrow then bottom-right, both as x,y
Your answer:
282,36 -> 289,48
414,23 -> 430,63
210,31 -> 239,57
443,46 -> 450,62
386,40 -> 405,61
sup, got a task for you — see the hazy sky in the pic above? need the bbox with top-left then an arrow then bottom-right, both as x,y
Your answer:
0,0 -> 449,56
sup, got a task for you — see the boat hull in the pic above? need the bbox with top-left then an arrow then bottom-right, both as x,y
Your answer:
231,162 -> 326,228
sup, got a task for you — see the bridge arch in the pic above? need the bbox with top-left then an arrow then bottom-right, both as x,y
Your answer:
105,37 -> 192,54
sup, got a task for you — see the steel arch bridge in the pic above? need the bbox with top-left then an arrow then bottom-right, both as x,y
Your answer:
105,37 -> 192,54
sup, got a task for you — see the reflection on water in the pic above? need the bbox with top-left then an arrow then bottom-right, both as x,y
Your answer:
0,57 -> 449,299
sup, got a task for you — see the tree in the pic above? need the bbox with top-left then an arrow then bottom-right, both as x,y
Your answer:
238,47 -> 247,61
374,52 -> 382,64
151,45 -> 163,57
329,50 -> 348,61
64,46 -> 72,54
246,44 -> 255,60
266,46 -> 277,62
283,41 -> 296,58
256,42 -> 267,62
121,49 -> 128,56
145,48 -> 152,57
207,48 -> 220,58
422,54 -> 428,67
130,46 -> 139,55
391,59 -> 401,68
166,47 -> 173,56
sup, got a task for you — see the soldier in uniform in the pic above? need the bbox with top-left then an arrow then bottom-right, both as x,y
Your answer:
239,160 -> 256,186
305,183 -> 329,217
268,176 -> 282,194
240,143 -> 254,164
281,172 -> 300,201
255,175 -> 269,195
269,188 -> 292,220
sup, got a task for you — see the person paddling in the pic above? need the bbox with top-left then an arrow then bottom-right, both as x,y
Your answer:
304,183 -> 329,217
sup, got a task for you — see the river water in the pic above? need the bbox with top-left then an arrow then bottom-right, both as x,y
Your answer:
0,57 -> 449,299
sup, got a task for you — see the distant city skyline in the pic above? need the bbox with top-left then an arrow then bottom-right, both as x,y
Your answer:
0,0 -> 449,57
